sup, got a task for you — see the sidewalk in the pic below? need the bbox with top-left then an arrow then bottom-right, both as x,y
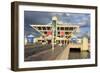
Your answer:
56,45 -> 70,60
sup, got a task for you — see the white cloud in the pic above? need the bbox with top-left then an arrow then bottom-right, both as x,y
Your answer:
65,13 -> 71,16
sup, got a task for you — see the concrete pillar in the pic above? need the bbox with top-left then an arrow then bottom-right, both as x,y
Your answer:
81,37 -> 89,51
24,37 -> 27,45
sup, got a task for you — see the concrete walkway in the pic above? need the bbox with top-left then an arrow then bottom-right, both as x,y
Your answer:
56,45 -> 70,60
25,45 -> 65,61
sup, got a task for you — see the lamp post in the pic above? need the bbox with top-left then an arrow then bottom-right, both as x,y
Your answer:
51,16 -> 58,52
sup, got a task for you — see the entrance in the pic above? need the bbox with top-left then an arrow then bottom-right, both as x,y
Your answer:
47,40 -> 51,44
70,48 -> 81,52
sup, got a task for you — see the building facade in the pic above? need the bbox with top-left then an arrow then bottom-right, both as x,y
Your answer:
31,16 -> 80,47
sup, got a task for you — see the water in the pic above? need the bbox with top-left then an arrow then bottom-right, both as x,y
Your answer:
68,50 -> 90,59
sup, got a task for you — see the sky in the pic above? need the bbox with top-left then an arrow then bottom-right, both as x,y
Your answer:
24,11 -> 90,38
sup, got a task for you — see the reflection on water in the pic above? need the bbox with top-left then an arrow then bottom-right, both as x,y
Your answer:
68,49 -> 90,59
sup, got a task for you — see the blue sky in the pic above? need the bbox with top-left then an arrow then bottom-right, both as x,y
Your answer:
24,11 -> 90,38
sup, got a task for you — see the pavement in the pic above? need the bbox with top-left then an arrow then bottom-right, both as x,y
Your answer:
24,44 -> 68,61
56,46 -> 70,60
24,43 -> 89,61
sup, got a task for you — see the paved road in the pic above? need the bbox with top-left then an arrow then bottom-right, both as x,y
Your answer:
24,44 -> 52,58
24,43 -> 89,61
24,44 -> 67,61
56,45 -> 70,60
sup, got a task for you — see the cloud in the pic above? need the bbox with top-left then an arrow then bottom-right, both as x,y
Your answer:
24,11 -> 90,38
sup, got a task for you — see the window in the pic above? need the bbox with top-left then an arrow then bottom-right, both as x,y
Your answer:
43,27 -> 46,30
38,27 -> 41,30
65,27 -> 68,30
61,27 -> 64,30
57,27 -> 59,30
47,27 -> 50,30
